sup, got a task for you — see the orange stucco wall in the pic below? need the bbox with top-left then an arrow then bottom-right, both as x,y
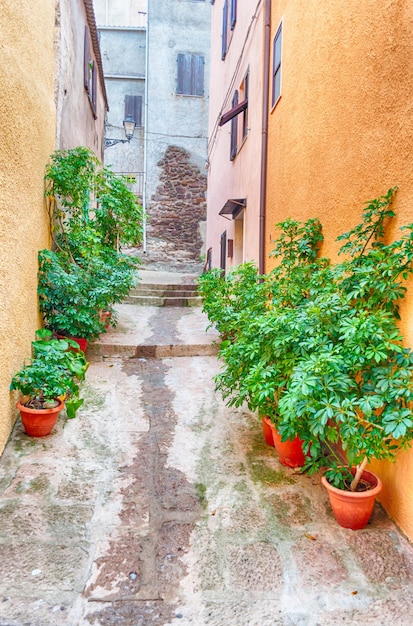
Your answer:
0,1 -> 56,454
266,1 -> 413,538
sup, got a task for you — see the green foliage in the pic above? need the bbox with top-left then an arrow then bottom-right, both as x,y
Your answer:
11,330 -> 89,418
39,147 -> 142,339
200,188 -> 413,491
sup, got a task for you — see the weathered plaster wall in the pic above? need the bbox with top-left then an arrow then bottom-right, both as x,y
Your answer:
206,1 -> 264,271
266,0 -> 413,538
0,1 -> 56,453
144,0 -> 210,270
56,0 -> 107,159
97,27 -> 146,174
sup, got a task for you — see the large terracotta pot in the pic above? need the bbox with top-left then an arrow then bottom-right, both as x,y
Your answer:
268,422 -> 306,468
321,468 -> 383,530
17,400 -> 65,437
56,333 -> 88,353
261,417 -> 275,447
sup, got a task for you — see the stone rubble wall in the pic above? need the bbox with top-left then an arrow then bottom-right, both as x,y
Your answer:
142,145 -> 207,272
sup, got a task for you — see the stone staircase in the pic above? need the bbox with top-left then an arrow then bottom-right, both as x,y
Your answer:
125,281 -> 201,307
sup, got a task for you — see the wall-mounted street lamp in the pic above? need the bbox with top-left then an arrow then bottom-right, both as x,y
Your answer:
104,115 -> 136,148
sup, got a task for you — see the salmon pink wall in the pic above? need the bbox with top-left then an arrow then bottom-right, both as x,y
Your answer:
206,1 -> 265,270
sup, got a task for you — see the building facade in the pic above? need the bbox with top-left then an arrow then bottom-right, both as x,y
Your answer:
207,0 -> 413,538
206,0 -> 267,273
265,0 -> 413,539
0,0 -> 107,455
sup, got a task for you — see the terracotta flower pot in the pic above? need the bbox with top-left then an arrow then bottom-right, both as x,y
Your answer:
268,422 -> 306,468
261,417 -> 275,447
56,334 -> 88,353
99,310 -> 112,330
321,468 -> 383,530
17,400 -> 65,437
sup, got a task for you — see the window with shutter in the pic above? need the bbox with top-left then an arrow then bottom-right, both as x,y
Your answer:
230,0 -> 237,30
84,26 -> 97,119
221,0 -> 228,60
272,24 -> 283,108
230,90 -> 238,161
124,95 -> 143,127
84,26 -> 90,92
177,54 -> 205,96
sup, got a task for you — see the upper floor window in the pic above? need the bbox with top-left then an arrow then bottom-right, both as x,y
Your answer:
272,23 -> 282,108
240,69 -> 249,142
230,90 -> 238,161
230,0 -> 237,30
222,0 -> 229,60
177,54 -> 205,96
84,26 -> 97,118
124,95 -> 142,128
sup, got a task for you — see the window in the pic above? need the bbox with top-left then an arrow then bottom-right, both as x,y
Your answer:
84,26 -> 97,118
177,54 -> 205,96
272,24 -> 282,108
124,95 -> 142,127
230,0 -> 237,30
230,90 -> 238,161
240,70 -> 249,142
221,0 -> 228,60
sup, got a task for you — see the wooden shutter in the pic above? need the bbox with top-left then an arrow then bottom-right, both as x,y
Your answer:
124,95 -> 143,127
91,63 -> 97,115
84,26 -> 90,92
192,55 -> 204,96
230,90 -> 238,161
230,0 -> 237,30
222,0 -> 228,60
177,53 -> 191,94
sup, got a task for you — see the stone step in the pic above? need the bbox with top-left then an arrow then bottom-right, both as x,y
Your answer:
132,283 -> 198,294
131,288 -> 199,298
87,303 -> 220,359
124,295 -> 202,307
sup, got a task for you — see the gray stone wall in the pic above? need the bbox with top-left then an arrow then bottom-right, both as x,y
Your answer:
142,145 -> 206,271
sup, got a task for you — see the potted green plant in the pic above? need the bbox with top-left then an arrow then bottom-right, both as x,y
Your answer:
199,219 -> 324,467
10,329 -> 89,436
277,188 -> 413,528
38,147 -> 143,345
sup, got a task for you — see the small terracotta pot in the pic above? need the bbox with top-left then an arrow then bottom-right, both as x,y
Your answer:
17,400 -> 65,437
261,417 -> 275,447
99,310 -> 112,329
321,468 -> 383,530
56,334 -> 88,353
268,423 -> 306,468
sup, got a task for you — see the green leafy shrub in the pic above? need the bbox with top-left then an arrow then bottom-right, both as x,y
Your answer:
11,329 -> 89,418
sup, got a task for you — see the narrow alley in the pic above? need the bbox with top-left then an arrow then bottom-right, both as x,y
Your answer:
1,272 -> 413,626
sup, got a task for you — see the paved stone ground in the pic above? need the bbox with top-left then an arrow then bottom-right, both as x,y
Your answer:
2,276 -> 413,625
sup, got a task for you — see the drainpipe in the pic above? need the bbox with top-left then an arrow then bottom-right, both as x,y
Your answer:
142,9 -> 149,253
259,0 -> 271,274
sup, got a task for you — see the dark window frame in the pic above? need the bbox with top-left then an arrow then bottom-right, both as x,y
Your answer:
272,23 -> 282,108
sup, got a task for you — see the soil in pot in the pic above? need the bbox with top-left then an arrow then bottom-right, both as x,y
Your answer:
321,468 -> 383,530
17,399 -> 65,437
